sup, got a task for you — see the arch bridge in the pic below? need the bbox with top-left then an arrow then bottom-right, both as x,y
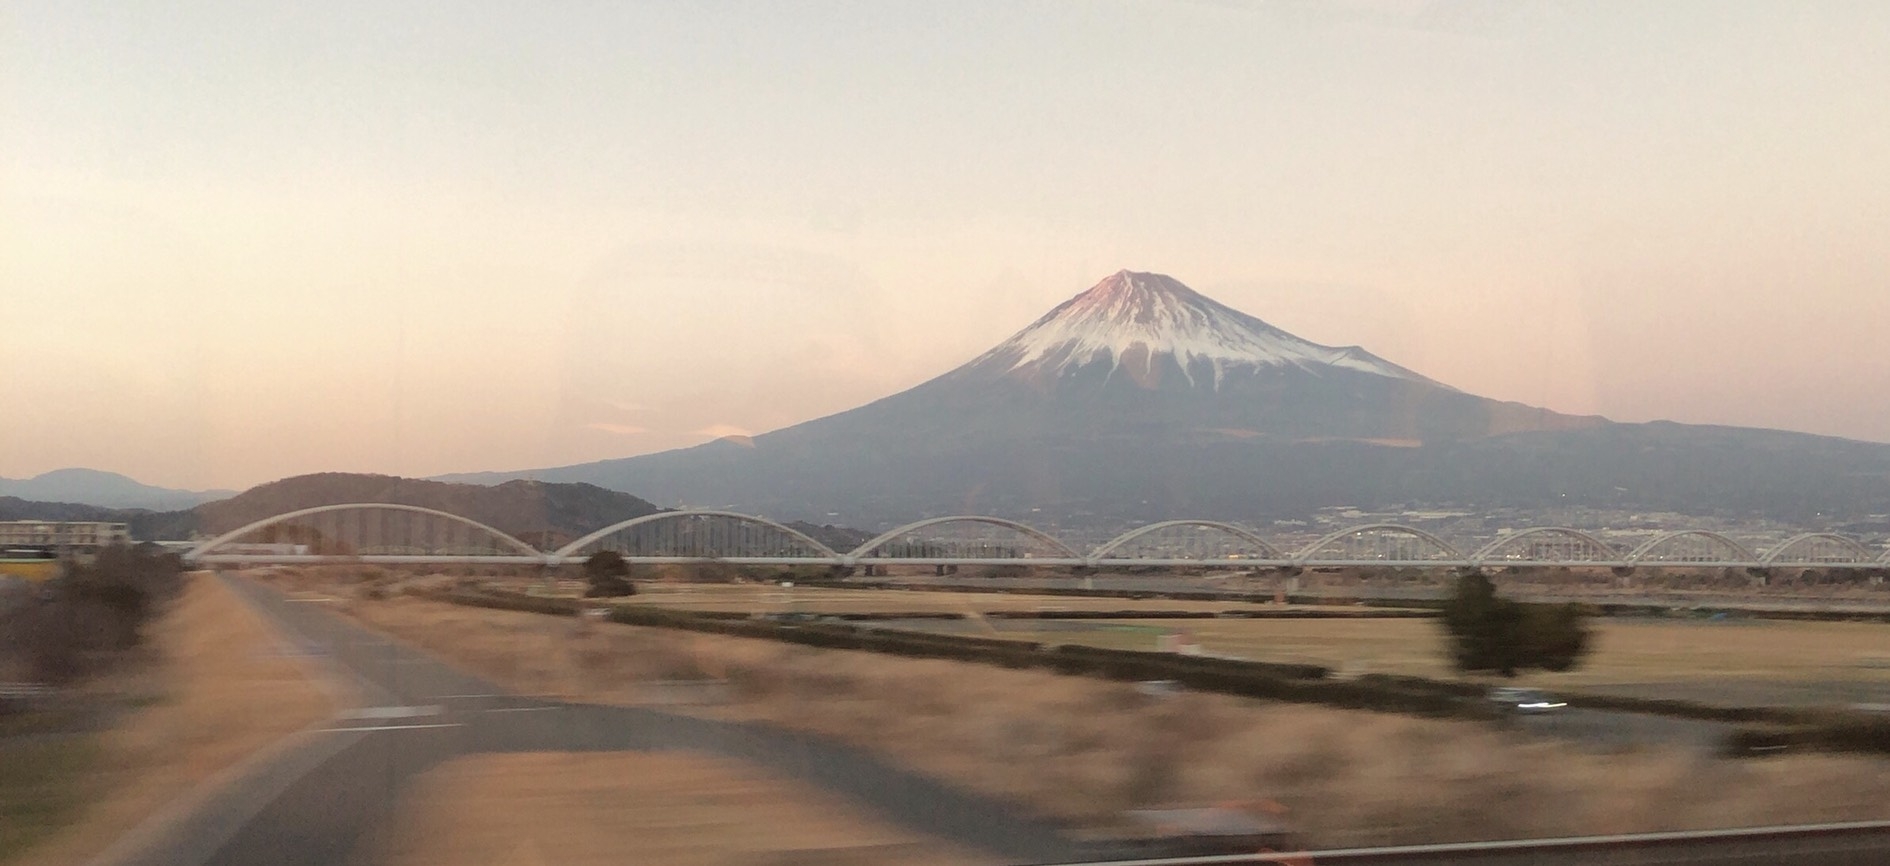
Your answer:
182,503 -> 1890,571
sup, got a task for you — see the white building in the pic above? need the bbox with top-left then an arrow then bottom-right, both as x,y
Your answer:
0,520 -> 132,552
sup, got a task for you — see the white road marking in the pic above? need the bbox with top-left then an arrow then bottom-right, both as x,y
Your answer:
339,705 -> 442,720
313,723 -> 463,733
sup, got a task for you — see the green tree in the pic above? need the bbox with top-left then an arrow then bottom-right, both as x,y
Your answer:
1521,602 -> 1592,672
1441,571 -> 1591,677
582,550 -> 636,598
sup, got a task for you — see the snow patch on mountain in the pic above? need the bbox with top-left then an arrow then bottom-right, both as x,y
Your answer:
964,270 -> 1436,389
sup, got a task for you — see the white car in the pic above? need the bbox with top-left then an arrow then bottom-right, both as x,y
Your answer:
1488,687 -> 1568,714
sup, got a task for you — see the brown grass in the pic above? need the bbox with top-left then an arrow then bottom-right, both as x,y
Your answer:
983,617 -> 1890,692
314,587 -> 1890,848
7,574 -> 336,866
369,751 -> 993,866
525,580 -> 1361,615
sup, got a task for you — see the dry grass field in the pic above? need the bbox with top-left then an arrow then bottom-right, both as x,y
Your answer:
369,751 -> 992,866
596,578 -> 1890,704
585,582 -> 1348,615
964,616 -> 1890,699
4,575 -> 336,866
309,584 -> 1890,849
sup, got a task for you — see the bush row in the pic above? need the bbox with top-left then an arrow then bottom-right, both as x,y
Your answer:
1562,693 -> 1807,725
789,578 -> 1291,605
982,609 -> 1437,621
414,586 -> 1501,720
1723,715 -> 1890,757
1346,672 -> 1811,725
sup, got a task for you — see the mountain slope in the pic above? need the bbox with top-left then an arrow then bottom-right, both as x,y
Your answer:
441,271 -> 1890,527
0,474 -> 663,547
0,469 -> 232,511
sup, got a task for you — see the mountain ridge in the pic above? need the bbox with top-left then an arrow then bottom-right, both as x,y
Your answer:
2,474 -> 666,550
437,271 -> 1890,528
0,469 -> 233,511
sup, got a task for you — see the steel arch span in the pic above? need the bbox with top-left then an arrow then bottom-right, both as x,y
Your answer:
1295,523 -> 1462,565
1760,533 -> 1879,566
847,516 -> 1083,564
186,503 -> 546,564
1471,527 -> 1623,566
1089,520 -> 1287,563
1627,530 -> 1756,565
554,510 -> 841,562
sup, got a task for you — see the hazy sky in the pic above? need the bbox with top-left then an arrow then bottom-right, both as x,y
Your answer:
7,1 -> 1890,490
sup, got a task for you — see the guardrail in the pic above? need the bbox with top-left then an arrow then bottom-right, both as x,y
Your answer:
1038,818 -> 1890,865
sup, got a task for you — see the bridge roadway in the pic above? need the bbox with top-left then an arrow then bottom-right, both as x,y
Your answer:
191,554 -> 1823,569
182,503 -> 1890,571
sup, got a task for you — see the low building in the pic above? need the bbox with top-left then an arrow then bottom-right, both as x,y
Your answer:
0,520 -> 132,554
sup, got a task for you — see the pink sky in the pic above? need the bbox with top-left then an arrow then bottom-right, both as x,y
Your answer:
6,2 -> 1889,490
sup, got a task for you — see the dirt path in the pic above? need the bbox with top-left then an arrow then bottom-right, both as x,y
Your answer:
8,574 -> 337,866
369,751 -> 993,866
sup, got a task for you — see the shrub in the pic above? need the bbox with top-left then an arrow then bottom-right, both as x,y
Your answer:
1441,572 -> 1592,677
582,551 -> 636,598
0,543 -> 187,684
1520,602 -> 1591,672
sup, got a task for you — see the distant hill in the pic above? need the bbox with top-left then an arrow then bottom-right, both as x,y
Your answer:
2,473 -> 667,550
0,469 -> 232,511
0,496 -> 137,523
187,473 -> 663,549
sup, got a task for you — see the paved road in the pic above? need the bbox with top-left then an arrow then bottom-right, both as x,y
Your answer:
109,576 -> 1095,866
1056,825 -> 1890,866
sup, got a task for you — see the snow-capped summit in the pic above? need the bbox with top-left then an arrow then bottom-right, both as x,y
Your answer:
956,270 -> 1436,389
451,267 -> 1646,528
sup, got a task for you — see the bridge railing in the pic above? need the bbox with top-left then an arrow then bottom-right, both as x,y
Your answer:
182,504 -> 1890,570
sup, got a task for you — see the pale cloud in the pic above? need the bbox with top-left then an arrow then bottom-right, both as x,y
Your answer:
694,424 -> 754,440
600,399 -> 649,415
584,422 -> 648,436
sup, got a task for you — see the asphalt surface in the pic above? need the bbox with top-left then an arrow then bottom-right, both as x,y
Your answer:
110,576 -> 1095,866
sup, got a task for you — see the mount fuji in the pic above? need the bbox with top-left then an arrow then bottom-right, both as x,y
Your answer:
442,271 -> 1890,528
